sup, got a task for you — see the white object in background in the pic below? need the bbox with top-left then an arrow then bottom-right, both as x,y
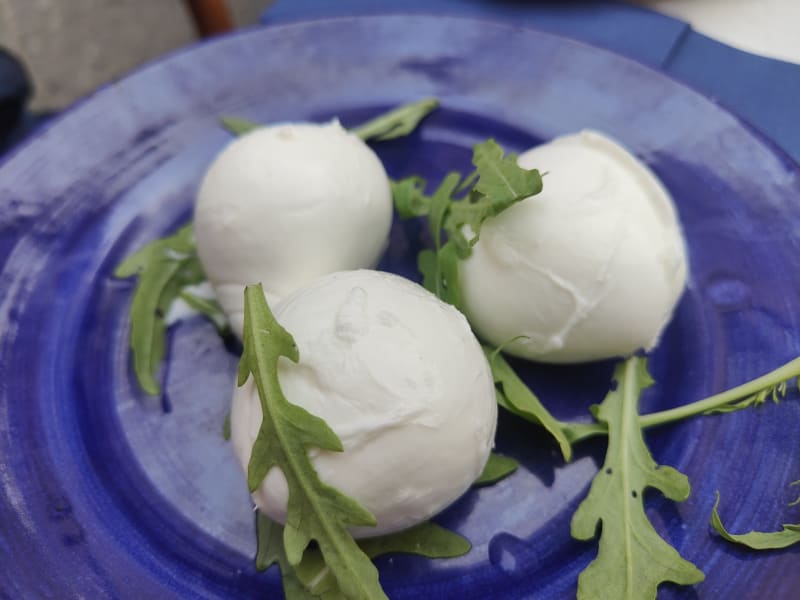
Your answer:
194,121 -> 393,337
638,0 -> 800,64
231,270 -> 497,537
459,130 -> 688,364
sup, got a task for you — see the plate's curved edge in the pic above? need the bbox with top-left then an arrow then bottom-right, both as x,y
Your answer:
0,14 -> 797,179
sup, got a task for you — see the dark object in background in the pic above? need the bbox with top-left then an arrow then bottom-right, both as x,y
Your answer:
0,48 -> 31,139
183,0 -> 234,37
0,48 -> 52,155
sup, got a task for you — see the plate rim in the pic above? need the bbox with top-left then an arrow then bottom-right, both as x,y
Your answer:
1,14 -> 798,181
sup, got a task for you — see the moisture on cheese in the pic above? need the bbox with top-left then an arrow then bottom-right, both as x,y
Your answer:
459,130 -> 688,363
230,270 -> 497,537
194,120 -> 393,337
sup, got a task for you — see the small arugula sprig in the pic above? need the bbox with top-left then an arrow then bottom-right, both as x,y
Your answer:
392,139 -> 542,309
475,452 -> 519,486
221,97 -> 439,140
239,283 -> 385,600
114,224 -> 225,395
484,345 -> 573,462
570,357 -> 704,599
117,99 -> 440,396
256,511 -> 470,599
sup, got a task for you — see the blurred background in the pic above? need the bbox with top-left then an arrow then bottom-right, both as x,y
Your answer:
1,0 -> 797,111
0,0 -> 267,110
0,0 -> 798,156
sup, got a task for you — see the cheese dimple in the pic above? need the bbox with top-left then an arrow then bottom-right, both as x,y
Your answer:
230,270 -> 497,537
459,130 -> 688,363
193,120 -> 393,336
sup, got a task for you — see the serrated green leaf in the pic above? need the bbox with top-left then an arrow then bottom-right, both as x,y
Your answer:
442,140 -> 542,250
114,222 -> 194,277
239,284 -> 385,600
427,173 -> 462,245
408,172 -> 464,303
391,176 -> 430,218
471,138 -> 543,207
474,452 -> 519,486
570,357 -> 704,600
417,249 -> 437,295
258,513 -> 470,600
116,224 -> 203,395
256,512 -> 317,600
438,242 -> 463,309
300,521 -> 469,598
485,347 -> 572,462
392,139 -> 542,316
711,491 -> 800,550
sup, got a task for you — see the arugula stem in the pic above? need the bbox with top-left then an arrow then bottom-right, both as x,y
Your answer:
639,357 -> 800,428
563,356 -> 800,445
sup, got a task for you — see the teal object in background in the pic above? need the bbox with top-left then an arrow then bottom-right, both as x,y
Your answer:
262,0 -> 800,163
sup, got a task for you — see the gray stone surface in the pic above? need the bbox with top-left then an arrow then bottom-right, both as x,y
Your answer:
0,0 -> 267,110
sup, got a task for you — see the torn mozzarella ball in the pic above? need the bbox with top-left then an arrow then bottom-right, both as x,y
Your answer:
230,270 -> 497,537
459,130 -> 687,363
194,121 -> 393,336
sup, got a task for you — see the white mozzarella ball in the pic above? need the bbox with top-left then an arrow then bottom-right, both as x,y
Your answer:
194,121 -> 393,336
459,130 -> 687,363
230,270 -> 497,537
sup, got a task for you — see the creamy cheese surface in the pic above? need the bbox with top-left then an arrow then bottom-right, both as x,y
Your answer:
230,270 -> 497,537
194,121 -> 393,336
459,130 -> 688,363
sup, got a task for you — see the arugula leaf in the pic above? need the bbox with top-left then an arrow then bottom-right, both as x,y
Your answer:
222,97 -> 439,142
294,521 -> 471,599
238,284 -> 385,600
255,512 -> 315,600
425,172 -> 466,305
114,224 -> 205,395
395,139 -> 542,312
570,357 -> 704,600
471,139 -> 543,210
351,97 -> 439,141
391,176 -> 430,218
474,453 -> 519,486
790,480 -> 800,507
710,491 -> 800,550
357,521 -> 470,559
220,116 -> 261,136
257,512 -> 470,600
221,411 -> 231,441
484,346 -> 572,462
445,140 -> 542,251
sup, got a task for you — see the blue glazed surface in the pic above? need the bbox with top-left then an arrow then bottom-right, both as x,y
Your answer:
1,15 -> 800,600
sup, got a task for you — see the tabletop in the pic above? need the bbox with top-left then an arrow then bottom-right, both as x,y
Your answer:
638,0 -> 800,64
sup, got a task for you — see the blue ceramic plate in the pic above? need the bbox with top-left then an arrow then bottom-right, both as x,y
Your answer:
1,16 -> 799,600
